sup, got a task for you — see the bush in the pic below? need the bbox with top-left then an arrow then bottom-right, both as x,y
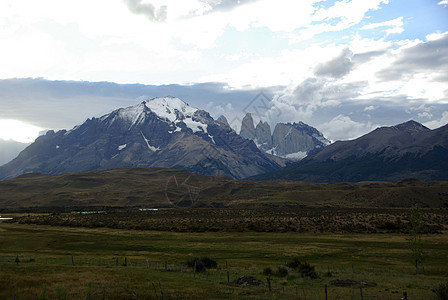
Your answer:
276,266 -> 288,277
287,258 -> 301,269
262,267 -> 273,276
186,256 -> 217,273
433,281 -> 448,300
287,258 -> 318,279
298,262 -> 318,279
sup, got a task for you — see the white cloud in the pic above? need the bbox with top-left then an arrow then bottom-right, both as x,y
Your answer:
424,111 -> 448,129
438,0 -> 448,6
0,119 -> 43,143
364,105 -> 375,111
361,16 -> 404,36
290,0 -> 389,42
318,114 -> 378,141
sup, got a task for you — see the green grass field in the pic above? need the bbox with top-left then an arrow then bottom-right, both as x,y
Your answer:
1,222 -> 447,299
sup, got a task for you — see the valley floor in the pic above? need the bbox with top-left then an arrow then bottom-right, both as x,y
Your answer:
0,220 -> 447,299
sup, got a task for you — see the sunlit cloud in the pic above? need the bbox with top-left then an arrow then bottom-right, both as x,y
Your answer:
0,119 -> 43,143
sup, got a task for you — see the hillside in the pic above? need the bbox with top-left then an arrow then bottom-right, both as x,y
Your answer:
0,167 -> 447,210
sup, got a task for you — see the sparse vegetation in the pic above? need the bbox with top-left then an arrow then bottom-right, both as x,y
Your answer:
8,208 -> 447,233
433,281 -> 448,300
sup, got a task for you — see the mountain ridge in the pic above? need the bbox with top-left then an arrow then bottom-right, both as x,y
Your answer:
250,120 -> 448,182
0,97 -> 281,180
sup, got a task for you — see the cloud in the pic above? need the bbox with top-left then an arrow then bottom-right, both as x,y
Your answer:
364,105 -> 375,111
198,0 -> 260,14
376,33 -> 448,82
360,16 -> 403,35
438,0 -> 448,6
314,48 -> 354,78
418,111 -> 432,119
424,111 -> 448,129
123,0 -> 167,22
318,114 -> 378,142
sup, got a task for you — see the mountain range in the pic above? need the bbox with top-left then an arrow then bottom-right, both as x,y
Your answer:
1,96 -> 447,183
251,120 -> 448,182
240,113 -> 330,159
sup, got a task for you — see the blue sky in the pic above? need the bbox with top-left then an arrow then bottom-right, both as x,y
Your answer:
0,0 -> 447,147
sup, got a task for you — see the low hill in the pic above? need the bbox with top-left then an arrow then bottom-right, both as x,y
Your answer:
0,167 -> 447,210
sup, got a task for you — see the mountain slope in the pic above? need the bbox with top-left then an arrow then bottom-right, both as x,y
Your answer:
0,140 -> 29,166
0,97 -> 280,180
251,121 -> 448,182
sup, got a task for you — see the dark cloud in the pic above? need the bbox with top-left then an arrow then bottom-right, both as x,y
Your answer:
352,49 -> 388,64
123,0 -> 167,22
314,48 -> 354,78
290,77 -> 365,105
377,34 -> 448,81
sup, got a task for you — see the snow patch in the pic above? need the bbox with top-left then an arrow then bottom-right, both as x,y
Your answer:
141,132 -> 160,152
313,133 -> 331,146
282,151 -> 307,161
183,117 -> 207,133
284,127 -> 293,138
118,144 -> 127,151
116,103 -> 145,127
144,97 -> 198,123
56,145 -> 60,149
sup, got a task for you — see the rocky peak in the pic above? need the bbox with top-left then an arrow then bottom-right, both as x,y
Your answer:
240,113 -> 256,140
392,120 -> 430,134
217,115 -> 230,127
254,121 -> 272,151
239,116 -> 330,160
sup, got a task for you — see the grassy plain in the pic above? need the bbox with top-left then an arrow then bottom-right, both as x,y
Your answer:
1,222 -> 447,299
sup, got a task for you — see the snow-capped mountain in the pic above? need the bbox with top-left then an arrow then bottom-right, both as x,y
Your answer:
239,113 -> 330,160
0,97 -> 281,180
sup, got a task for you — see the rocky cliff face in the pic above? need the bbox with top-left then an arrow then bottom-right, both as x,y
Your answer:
255,121 -> 272,151
0,97 -> 281,180
239,113 -> 330,160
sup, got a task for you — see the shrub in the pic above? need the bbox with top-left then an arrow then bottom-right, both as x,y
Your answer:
200,256 -> 218,269
262,267 -> 273,276
287,258 -> 301,269
287,258 -> 318,279
298,262 -> 318,279
186,257 -> 217,273
276,266 -> 288,277
433,281 -> 448,300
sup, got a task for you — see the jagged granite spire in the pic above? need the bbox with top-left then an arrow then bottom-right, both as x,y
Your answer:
240,113 -> 256,140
